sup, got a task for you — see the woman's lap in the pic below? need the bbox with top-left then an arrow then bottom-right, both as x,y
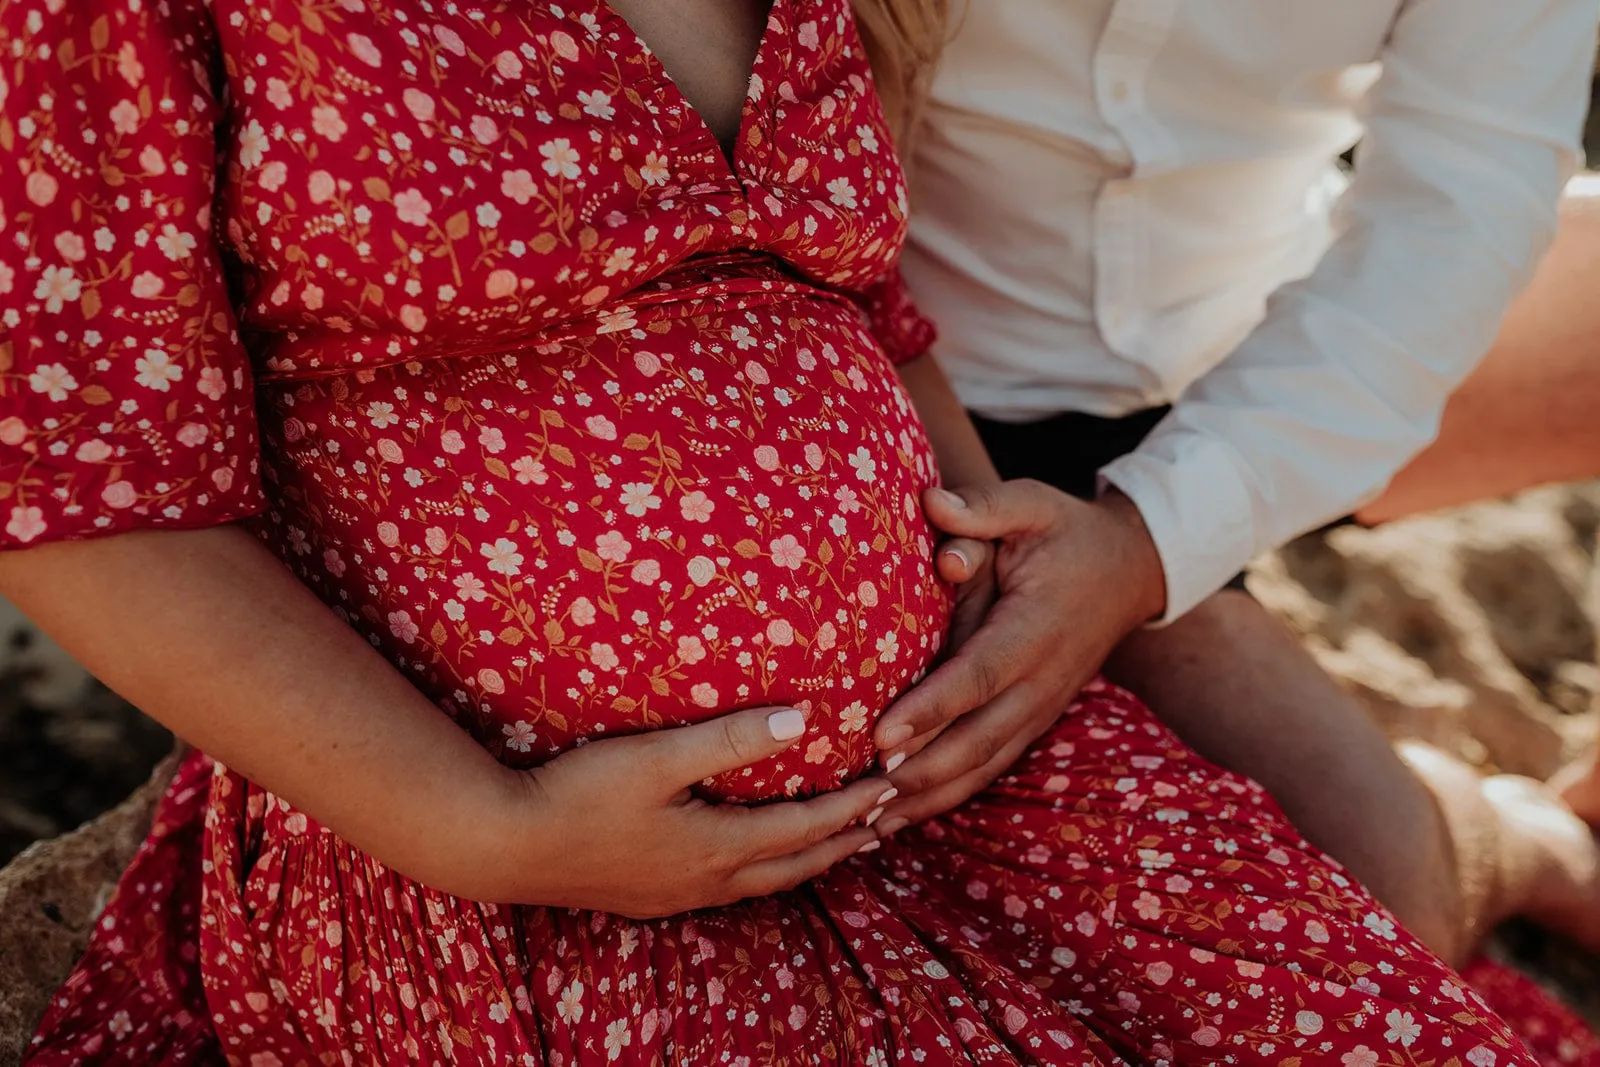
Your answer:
26,683 -> 1537,1066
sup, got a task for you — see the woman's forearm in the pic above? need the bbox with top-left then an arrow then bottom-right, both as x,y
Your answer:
0,525 -> 528,900
896,352 -> 1000,487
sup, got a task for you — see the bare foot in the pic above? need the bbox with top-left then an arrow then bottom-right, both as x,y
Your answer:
1398,742 -> 1600,961
1482,773 -> 1600,955
1552,754 -> 1600,828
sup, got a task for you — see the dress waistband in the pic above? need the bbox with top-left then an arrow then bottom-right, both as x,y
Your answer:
252,254 -> 860,385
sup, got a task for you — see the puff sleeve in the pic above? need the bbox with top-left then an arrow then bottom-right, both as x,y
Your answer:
853,264 -> 938,367
0,0 -> 263,549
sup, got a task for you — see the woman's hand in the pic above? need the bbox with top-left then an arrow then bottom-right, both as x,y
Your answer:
504,706 -> 893,918
871,481 -> 1167,833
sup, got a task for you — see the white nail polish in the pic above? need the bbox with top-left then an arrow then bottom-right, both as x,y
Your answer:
865,806 -> 885,826
876,787 -> 898,806
885,753 -> 906,774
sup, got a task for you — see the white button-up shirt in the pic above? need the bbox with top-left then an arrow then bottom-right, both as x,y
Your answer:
903,0 -> 1597,621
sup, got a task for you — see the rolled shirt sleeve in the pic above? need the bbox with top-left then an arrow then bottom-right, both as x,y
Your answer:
1102,0 -> 1599,622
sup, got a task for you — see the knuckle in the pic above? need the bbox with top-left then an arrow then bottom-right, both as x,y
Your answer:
716,716 -> 751,767
970,657 -> 1003,705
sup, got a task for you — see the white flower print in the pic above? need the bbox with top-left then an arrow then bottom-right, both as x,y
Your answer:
540,139 -> 581,179
134,350 -> 182,391
238,119 -> 269,168
1384,1010 -> 1422,1046
826,177 -> 858,210
28,362 -> 78,401
33,265 -> 81,312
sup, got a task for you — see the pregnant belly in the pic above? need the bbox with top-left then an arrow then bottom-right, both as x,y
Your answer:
254,292 -> 951,801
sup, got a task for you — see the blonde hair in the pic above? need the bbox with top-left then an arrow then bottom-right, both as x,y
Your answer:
852,0 -> 951,148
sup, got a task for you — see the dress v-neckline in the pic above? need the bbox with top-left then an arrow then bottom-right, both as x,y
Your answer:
592,0 -> 785,176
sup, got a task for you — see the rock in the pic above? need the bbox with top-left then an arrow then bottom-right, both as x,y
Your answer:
0,754 -> 177,1066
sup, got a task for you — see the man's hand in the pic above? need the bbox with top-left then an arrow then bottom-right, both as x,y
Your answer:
873,481 -> 1166,833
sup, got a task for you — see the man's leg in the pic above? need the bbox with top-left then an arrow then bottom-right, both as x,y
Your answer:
1106,590 -> 1600,967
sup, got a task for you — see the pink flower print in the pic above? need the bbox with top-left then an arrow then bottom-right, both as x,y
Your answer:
1145,961 -> 1173,986
116,41 -> 143,85
53,232 -> 85,263
175,423 -> 209,448
346,33 -> 382,66
501,169 -> 536,204
686,556 -> 716,587
433,24 -> 467,56
1295,1011 -> 1323,1036
571,597 -> 597,626
312,170 -> 340,203
24,171 -> 58,207
743,360 -> 770,385
403,89 -> 436,123
690,683 -> 719,709
804,442 -> 824,470
394,189 -> 433,226
834,485 -> 861,513
1257,908 -> 1287,932
471,115 -> 500,145
388,610 -> 420,644
74,438 -> 112,462
549,30 -> 580,61
804,737 -> 832,764
485,270 -> 518,300
259,160 -> 288,192
109,99 -> 140,134
585,415 -> 617,440
376,438 -> 404,463
495,51 -> 523,79
98,481 -> 136,509
787,1005 -> 807,1031
454,573 -> 488,602
377,522 -> 401,547
630,559 -> 661,584
815,621 -> 837,652
399,305 -> 428,332
424,527 -> 449,555
5,506 -> 45,543
765,619 -> 794,646
839,701 -> 867,733
481,538 -> 524,576
1191,1027 -> 1221,1048
857,581 -> 878,607
512,457 -> 548,484
478,427 -> 507,453
366,401 -> 400,428
589,643 -> 620,671
595,531 -> 632,563
679,491 -> 714,522
675,635 -> 706,664
311,105 -> 348,141
440,429 -> 465,454
1341,1049 -> 1380,1067
769,534 -> 805,569
139,145 -> 166,175
753,445 -> 780,471
633,350 -> 661,375
1132,892 -> 1162,920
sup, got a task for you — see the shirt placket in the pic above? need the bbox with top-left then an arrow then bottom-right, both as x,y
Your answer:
1091,0 -> 1181,372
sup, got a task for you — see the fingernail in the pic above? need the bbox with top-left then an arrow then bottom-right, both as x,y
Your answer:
856,840 -> 881,853
884,752 -> 906,774
767,709 -> 806,741
941,547 -> 970,572
865,806 -> 885,826
876,787 -> 898,806
879,724 -> 914,749
933,488 -> 967,509
877,817 -> 910,837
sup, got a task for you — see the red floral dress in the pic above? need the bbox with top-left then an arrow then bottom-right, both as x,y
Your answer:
1,0 -> 1593,1064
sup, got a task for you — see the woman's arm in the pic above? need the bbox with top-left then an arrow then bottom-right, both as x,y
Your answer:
895,351 -> 1001,488
0,525 -> 887,915
0,525 -> 533,900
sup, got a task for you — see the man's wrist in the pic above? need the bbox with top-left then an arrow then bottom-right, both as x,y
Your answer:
1096,489 -> 1168,625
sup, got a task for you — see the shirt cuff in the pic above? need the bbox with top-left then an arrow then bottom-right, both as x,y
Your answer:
1098,430 -> 1259,624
